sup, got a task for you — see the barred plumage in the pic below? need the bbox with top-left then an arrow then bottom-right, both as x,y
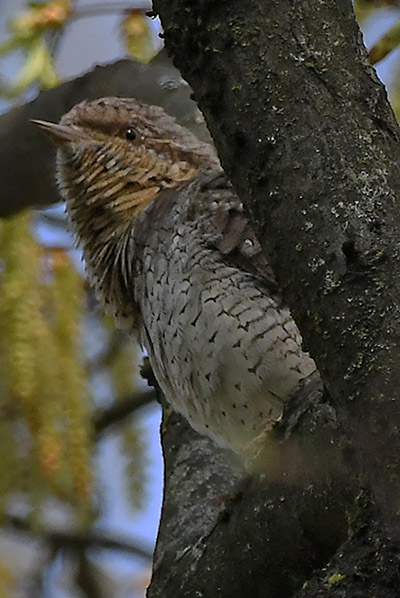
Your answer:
34,97 -> 316,460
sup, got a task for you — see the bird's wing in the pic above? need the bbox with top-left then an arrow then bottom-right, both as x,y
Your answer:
132,170 -> 280,296
190,172 -> 279,292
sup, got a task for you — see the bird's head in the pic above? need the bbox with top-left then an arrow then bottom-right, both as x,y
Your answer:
33,96 -> 219,229
33,97 -> 220,325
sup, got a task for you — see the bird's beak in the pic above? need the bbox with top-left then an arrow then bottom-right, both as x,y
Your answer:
31,119 -> 85,145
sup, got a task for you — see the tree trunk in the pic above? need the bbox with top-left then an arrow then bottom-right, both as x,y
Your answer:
149,0 -> 400,595
149,376 -> 361,598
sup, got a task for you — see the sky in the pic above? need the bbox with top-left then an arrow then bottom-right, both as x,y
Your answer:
1,1 -> 400,596
0,1 -> 162,596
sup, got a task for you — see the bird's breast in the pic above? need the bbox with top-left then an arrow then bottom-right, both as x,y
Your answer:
134,221 -> 316,457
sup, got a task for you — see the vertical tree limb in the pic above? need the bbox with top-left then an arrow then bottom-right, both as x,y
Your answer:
153,0 -> 400,525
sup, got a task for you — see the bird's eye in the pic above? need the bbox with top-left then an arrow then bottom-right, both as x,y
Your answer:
125,127 -> 137,141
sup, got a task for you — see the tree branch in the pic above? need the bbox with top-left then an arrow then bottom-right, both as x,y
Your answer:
4,515 -> 153,561
93,388 -> 157,438
154,0 -> 400,523
149,373 -> 360,598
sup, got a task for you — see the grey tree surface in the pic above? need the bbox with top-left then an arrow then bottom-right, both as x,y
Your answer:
2,1 -> 400,595
148,0 -> 400,596
149,376 -> 361,598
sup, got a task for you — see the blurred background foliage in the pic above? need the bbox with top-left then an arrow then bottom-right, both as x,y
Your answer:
0,2 -> 159,597
0,0 -> 399,596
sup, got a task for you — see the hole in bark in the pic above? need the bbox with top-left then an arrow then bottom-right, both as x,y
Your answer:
368,219 -> 382,233
218,510 -> 231,524
342,239 -> 358,265
233,130 -> 248,149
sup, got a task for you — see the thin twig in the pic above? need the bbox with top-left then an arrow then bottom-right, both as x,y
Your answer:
71,3 -> 152,23
87,331 -> 125,375
4,515 -> 153,561
93,389 -> 158,438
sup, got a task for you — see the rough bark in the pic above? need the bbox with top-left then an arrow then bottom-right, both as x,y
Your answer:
153,0 -> 400,519
149,375 -> 360,598
0,50 -> 210,218
2,1 -> 399,593
148,0 -> 400,596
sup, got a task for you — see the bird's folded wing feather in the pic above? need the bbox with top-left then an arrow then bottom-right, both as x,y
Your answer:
190,172 -> 280,294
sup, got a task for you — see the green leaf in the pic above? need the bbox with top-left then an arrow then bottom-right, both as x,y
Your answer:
122,11 -> 158,64
9,36 -> 58,95
0,38 -> 20,56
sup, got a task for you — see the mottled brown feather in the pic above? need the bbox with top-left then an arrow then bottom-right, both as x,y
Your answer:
37,96 -> 316,460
